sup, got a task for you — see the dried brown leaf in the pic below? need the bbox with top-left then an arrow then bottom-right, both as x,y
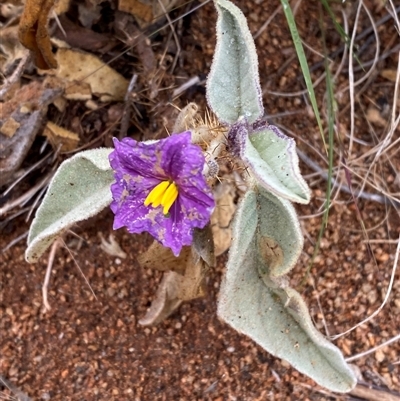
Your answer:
138,256 -> 209,326
192,224 -> 216,267
54,48 -> 128,101
175,256 -> 208,301
64,81 -> 92,101
119,0 -> 153,25
138,272 -> 183,326
53,15 -> 115,52
138,241 -> 190,274
138,228 -> 214,326
366,107 -> 387,127
118,0 -> 179,28
380,69 -> 398,83
18,0 -> 57,70
43,121 -> 80,152
0,117 -> 20,137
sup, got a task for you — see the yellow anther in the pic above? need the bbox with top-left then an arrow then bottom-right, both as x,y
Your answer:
144,180 -> 179,215
144,181 -> 170,207
161,182 -> 178,215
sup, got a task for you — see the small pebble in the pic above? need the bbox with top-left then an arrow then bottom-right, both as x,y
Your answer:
375,349 -> 385,363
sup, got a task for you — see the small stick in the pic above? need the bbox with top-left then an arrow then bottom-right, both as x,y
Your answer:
119,73 -> 138,139
157,0 -> 181,73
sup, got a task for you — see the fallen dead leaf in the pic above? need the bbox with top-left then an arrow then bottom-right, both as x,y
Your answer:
118,0 -> 153,26
1,80 -> 42,122
51,95 -> 67,112
366,107 -> 387,127
42,121 -> 80,152
175,255 -> 208,301
64,81 -> 92,101
54,48 -> 129,101
0,117 -> 20,137
18,0 -> 57,69
118,0 -> 179,28
53,14 -> 115,53
380,69 -> 398,83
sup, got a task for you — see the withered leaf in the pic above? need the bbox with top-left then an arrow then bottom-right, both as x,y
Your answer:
137,241 -> 191,275
192,225 -> 216,267
138,227 -> 214,326
138,272 -> 183,326
54,48 -> 128,102
43,121 -> 80,152
175,255 -> 208,301
118,0 -> 179,29
138,256 -> 209,326
0,118 -> 21,138
53,15 -> 115,52
18,0 -> 57,70
118,0 -> 153,25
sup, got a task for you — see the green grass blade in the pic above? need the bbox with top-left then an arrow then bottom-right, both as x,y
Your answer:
320,0 -> 350,44
300,5 -> 335,287
280,0 -> 326,150
319,0 -> 364,69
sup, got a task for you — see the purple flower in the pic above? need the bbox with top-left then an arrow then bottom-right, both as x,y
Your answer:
109,132 -> 215,256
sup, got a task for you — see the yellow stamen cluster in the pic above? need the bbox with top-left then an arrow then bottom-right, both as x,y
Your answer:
144,180 -> 179,215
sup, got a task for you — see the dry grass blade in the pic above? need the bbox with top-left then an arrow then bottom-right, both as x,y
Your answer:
0,376 -> 32,401
331,234 -> 400,341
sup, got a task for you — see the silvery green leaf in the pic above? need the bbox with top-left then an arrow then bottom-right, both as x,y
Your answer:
255,187 -> 303,278
207,0 -> 263,125
26,148 -> 114,263
241,124 -> 311,204
218,188 -> 356,392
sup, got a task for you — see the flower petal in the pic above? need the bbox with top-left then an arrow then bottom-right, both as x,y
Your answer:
110,137 -> 166,182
